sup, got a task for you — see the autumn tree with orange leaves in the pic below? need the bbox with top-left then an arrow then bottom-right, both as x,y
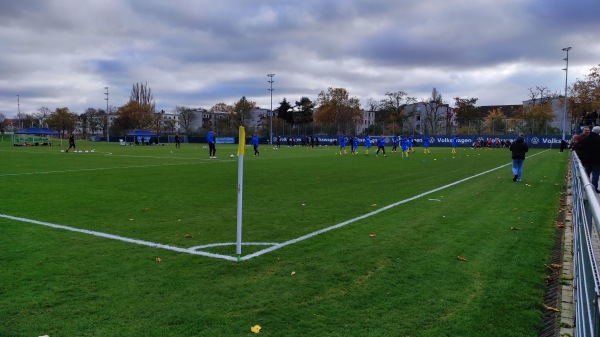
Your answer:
568,64 -> 600,126
314,87 -> 362,135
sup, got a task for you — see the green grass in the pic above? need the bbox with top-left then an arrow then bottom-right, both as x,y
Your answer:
0,140 -> 568,336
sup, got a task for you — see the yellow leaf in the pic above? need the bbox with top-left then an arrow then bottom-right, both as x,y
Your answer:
155,257 -> 161,262
250,325 -> 261,333
543,304 -> 560,312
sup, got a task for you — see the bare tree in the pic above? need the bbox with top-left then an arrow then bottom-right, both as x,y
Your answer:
421,88 -> 450,135
527,86 -> 558,106
130,82 -> 155,111
380,91 -> 417,133
175,106 -> 196,133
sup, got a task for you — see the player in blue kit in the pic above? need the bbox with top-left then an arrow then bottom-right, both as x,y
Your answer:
376,135 -> 386,157
339,134 -> 347,155
351,136 -> 359,155
452,136 -> 457,154
400,136 -> 409,158
423,136 -> 430,154
392,135 -> 399,153
364,134 -> 371,155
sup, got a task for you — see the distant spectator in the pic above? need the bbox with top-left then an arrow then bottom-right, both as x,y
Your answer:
559,139 -> 568,153
570,126 -> 590,152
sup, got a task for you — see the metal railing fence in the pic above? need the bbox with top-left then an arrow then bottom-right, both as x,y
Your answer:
571,152 -> 600,336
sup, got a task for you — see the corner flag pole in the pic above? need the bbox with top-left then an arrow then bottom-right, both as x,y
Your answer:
236,126 -> 246,261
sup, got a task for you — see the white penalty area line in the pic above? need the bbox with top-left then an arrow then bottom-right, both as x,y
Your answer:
1,150 -> 549,262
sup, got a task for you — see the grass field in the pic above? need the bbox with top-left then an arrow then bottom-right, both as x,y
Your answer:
0,139 -> 568,337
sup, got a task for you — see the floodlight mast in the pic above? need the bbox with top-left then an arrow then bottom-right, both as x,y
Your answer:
105,87 -> 109,142
267,74 -> 275,146
561,47 -> 571,141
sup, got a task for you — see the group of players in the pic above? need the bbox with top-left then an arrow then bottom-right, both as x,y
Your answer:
338,135 -> 433,158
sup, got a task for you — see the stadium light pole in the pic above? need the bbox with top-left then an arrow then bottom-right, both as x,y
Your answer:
16,95 -> 21,130
105,87 -> 110,142
267,74 -> 275,146
561,47 -> 571,140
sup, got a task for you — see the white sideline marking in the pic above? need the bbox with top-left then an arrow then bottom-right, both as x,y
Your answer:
0,162 -> 208,178
1,151 -> 548,261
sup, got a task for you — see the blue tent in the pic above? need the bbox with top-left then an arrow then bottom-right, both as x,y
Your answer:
126,130 -> 157,145
15,127 -> 60,135
13,127 -> 60,146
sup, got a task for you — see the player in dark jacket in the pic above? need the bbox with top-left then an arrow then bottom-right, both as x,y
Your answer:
509,134 -> 529,182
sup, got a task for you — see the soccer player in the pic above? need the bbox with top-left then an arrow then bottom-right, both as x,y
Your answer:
400,136 -> 409,158
451,136 -> 457,154
392,135 -> 399,153
339,134 -> 347,154
423,135 -> 430,154
376,135 -> 386,157
66,134 -> 76,153
408,136 -> 414,153
364,134 -> 371,155
251,132 -> 260,156
207,129 -> 216,159
175,134 -> 181,149
351,136 -> 359,155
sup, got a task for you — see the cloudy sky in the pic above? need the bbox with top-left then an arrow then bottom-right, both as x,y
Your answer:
1,0 -> 598,118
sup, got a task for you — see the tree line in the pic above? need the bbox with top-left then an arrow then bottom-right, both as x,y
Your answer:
1,64 -> 598,137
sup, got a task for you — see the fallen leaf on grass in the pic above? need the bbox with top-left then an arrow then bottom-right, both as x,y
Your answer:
371,204 -> 377,207
128,218 -> 134,221
457,256 -> 467,262
184,234 -> 193,238
155,258 -> 161,262
250,325 -> 262,333
510,227 -> 522,230
369,233 -> 376,237
290,271 -> 296,276
543,304 -> 560,312
144,208 -> 150,211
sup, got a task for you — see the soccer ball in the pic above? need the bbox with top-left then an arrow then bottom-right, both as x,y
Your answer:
230,154 -> 234,158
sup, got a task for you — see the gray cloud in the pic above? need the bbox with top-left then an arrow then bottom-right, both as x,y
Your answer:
1,0 -> 598,118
